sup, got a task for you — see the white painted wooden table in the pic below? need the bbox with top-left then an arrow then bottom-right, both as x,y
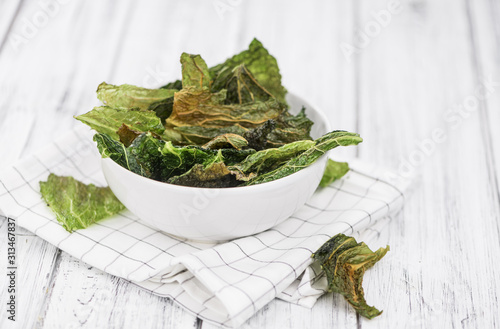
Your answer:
1,0 -> 499,328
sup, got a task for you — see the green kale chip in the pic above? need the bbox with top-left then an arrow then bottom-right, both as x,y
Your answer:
76,106 -> 164,141
93,133 -> 147,176
134,133 -> 212,181
266,107 -> 314,147
161,79 -> 182,90
210,38 -> 287,104
245,131 -> 362,185
214,64 -> 274,104
40,174 -> 125,232
167,151 -> 239,188
202,133 -> 249,150
243,119 -> 276,150
319,159 -> 350,187
168,162 -> 238,188
228,140 -> 315,181
166,125 -> 248,145
97,82 -> 176,110
180,53 -> 211,89
116,124 -> 141,147
163,86 -> 289,145
312,234 -> 389,319
148,96 -> 174,123
166,87 -> 284,129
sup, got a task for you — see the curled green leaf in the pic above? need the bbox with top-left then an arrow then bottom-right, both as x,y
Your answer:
228,140 -> 314,181
93,133 -> 147,177
117,124 -> 141,147
243,119 -> 276,150
319,159 -> 350,187
161,79 -> 182,90
216,64 -> 274,104
97,82 -> 176,110
245,131 -> 362,185
202,133 -> 249,150
132,133 -> 211,182
76,106 -> 164,141
165,124 -> 248,145
168,161 -> 239,188
148,96 -> 174,123
312,234 -> 389,319
181,53 -> 211,89
167,87 -> 284,129
211,38 -> 287,104
266,107 -> 314,147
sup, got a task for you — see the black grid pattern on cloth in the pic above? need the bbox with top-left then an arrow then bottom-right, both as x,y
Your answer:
0,126 -> 407,328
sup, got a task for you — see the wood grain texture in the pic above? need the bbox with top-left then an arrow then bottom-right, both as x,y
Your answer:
0,223 -> 59,329
0,0 -> 23,52
39,252 -> 198,329
354,1 -> 500,328
1,0 -> 499,328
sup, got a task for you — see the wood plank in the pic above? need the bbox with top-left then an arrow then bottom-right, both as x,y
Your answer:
0,0 -> 23,53
463,2 -> 500,327
466,0 -> 500,225
0,221 -> 60,329
353,0 -> 500,328
40,252 -> 198,329
0,0 -> 147,165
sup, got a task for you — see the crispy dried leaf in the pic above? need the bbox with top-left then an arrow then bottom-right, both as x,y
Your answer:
161,80 -> 182,90
162,126 -> 187,144
181,53 -> 211,89
148,96 -> 174,123
210,38 -> 287,104
169,150 -> 240,187
97,130 -> 254,184
166,124 -> 248,145
231,109 -> 314,150
312,234 -> 389,319
128,133 -> 170,180
168,161 -> 239,188
202,133 -> 248,150
127,133 -> 249,181
167,87 -> 285,129
39,174 -> 125,232
319,159 -> 350,187
228,140 -> 314,181
245,131 -> 362,185
97,82 -> 176,110
266,107 -> 314,147
117,124 -> 141,147
216,64 -> 274,104
243,119 -> 276,150
219,149 -> 256,166
75,106 -> 164,141
93,133 -> 147,176
130,133 -> 211,182
166,87 -> 226,127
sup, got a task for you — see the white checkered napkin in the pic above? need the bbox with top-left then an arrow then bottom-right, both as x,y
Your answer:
0,126 -> 409,328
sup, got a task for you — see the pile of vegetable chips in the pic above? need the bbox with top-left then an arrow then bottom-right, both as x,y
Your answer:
76,39 -> 362,187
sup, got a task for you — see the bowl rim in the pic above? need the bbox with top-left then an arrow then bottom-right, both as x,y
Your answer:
101,92 -> 332,193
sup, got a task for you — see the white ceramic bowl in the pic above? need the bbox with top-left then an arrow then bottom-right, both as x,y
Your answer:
101,93 -> 331,242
